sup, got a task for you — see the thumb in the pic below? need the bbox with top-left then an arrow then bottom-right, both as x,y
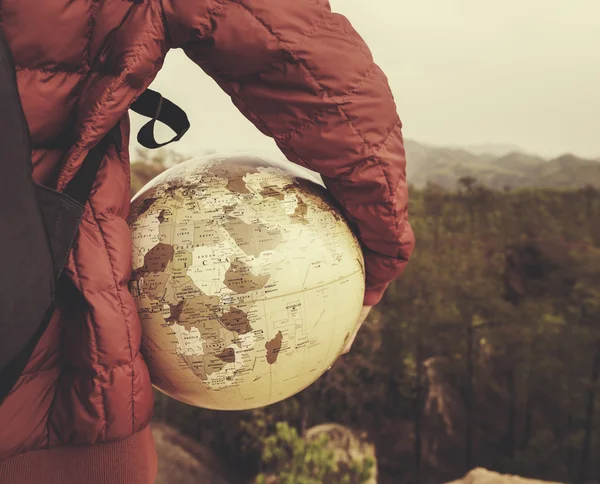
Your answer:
341,330 -> 359,355
341,306 -> 372,355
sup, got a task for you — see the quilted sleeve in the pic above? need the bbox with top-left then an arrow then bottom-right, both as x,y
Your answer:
160,0 -> 415,305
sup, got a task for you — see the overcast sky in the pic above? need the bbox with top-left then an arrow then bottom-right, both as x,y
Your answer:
131,0 -> 599,160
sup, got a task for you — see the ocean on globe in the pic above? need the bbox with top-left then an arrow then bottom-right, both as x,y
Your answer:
128,154 -> 365,410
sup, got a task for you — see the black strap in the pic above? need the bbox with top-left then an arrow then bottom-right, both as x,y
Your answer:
130,89 -> 190,149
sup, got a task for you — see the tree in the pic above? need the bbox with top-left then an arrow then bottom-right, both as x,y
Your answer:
254,422 -> 374,484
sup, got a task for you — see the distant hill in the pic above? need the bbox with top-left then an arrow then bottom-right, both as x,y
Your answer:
404,140 -> 600,190
460,143 -> 526,157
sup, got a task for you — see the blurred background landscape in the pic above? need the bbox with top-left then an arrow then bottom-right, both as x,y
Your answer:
131,145 -> 600,483
128,1 -> 600,482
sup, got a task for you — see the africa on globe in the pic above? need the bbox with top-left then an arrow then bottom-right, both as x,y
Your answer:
128,154 -> 365,410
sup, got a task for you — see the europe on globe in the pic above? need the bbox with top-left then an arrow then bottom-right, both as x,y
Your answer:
128,155 -> 365,410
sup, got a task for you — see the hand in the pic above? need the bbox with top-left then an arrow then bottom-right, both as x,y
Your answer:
341,305 -> 373,355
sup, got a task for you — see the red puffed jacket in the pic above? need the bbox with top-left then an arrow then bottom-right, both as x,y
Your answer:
0,0 -> 415,482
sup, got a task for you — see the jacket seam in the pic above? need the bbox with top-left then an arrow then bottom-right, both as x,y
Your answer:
195,0 -> 228,36
95,353 -> 144,377
375,122 -> 404,245
88,200 -> 136,435
278,108 -> 337,141
156,0 -> 174,48
70,245 -> 109,440
20,354 -> 142,379
83,0 -> 101,71
80,281 -> 129,296
286,9 -> 330,48
277,63 -> 379,141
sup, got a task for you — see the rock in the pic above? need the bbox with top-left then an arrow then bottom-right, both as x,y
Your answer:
421,356 -> 465,469
304,423 -> 378,484
446,468 -> 563,484
152,423 -> 240,484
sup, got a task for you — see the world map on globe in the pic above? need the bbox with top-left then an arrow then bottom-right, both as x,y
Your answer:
129,155 -> 365,410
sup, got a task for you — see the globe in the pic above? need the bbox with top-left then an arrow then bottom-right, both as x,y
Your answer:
128,154 -> 365,410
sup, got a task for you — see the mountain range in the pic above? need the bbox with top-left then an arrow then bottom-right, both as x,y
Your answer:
404,140 -> 600,190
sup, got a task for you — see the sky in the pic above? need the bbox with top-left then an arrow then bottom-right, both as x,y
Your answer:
130,0 -> 600,160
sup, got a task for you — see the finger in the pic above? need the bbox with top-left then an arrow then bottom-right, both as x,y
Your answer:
341,337 -> 355,355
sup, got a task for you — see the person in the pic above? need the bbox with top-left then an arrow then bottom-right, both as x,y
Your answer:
0,0 -> 415,482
